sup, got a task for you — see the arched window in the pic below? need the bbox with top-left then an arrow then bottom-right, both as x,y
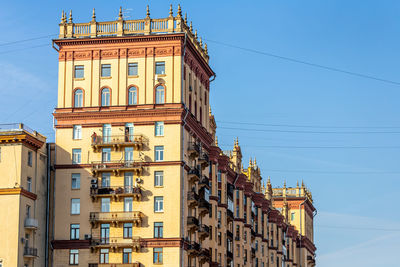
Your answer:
74,89 -> 83,108
101,88 -> 110,107
155,85 -> 165,104
128,87 -> 137,105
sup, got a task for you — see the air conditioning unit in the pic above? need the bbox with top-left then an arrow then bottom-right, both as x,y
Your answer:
136,177 -> 143,183
84,234 -> 92,240
91,184 -> 98,189
91,179 -> 98,184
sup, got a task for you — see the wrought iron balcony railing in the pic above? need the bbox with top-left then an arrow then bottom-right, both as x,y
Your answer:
90,236 -> 141,251
187,216 -> 199,231
92,135 -> 144,151
24,218 -> 38,230
188,142 -> 200,157
91,160 -> 143,176
188,166 -> 200,183
23,247 -> 38,257
187,191 -> 199,207
90,211 -> 142,227
90,186 -> 141,201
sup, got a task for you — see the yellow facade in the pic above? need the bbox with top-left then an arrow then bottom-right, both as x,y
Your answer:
0,123 -> 49,267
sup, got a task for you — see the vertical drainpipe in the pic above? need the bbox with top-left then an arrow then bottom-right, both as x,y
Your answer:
45,143 -> 51,267
180,32 -> 188,267
299,199 -> 307,267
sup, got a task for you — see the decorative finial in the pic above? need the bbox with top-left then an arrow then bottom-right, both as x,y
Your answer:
190,21 -> 193,32
69,10 -> 73,23
215,136 -> 218,146
177,4 -> 182,17
267,176 -> 271,184
254,157 -> 257,166
62,10 -> 67,23
146,5 -> 150,18
169,4 -> 173,17
209,106 -> 212,116
296,181 -> 299,188
205,43 -> 208,54
92,8 -> 96,22
119,6 -> 123,19
249,158 -> 253,167
301,180 -> 305,188
199,37 -> 203,47
184,13 -> 188,24
283,180 -> 286,188
195,30 -> 198,40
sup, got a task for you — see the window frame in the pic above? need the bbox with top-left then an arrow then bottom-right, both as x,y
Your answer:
71,199 -> 80,215
155,121 -> 164,136
154,222 -> 163,238
71,173 -> 81,190
70,224 -> 80,240
154,146 -> 164,162
101,64 -> 111,77
74,65 -> 84,79
153,248 -> 163,264
154,196 -> 164,213
155,61 -> 165,75
72,149 -> 81,164
128,62 -> 138,76
27,151 -> 32,167
154,171 -> 164,187
69,249 -> 79,265
73,89 -> 84,108
101,88 -> 111,107
27,177 -> 32,192
73,125 -> 82,140
128,86 -> 138,105
155,85 -> 165,104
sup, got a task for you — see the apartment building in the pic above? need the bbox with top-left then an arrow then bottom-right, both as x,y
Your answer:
0,123 -> 51,267
50,5 -> 316,267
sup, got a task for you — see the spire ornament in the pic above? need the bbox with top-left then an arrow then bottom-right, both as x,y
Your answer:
184,13 -> 188,24
61,10 -> 66,23
215,136 -> 218,146
69,10 -> 73,23
146,5 -> 150,18
204,43 -> 208,54
118,6 -> 123,20
92,8 -> 96,22
194,30 -> 198,40
169,4 -> 173,17
177,4 -> 182,17
190,21 -> 193,32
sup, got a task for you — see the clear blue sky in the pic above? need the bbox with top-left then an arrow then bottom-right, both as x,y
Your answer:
1,1 -> 400,265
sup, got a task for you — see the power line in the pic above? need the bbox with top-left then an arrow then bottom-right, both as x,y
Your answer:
219,144 -> 400,149
0,34 -> 57,47
262,169 -> 400,174
205,38 -> 400,86
0,43 -> 50,55
318,225 -> 400,232
219,126 -> 400,134
217,120 -> 400,129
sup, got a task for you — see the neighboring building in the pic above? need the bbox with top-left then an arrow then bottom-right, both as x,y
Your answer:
46,5 -> 316,267
0,123 -> 51,267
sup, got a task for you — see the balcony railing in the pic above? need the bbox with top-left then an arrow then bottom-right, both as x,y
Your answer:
187,216 -> 199,231
90,211 -> 142,227
91,186 -> 142,201
91,160 -> 143,176
227,230 -> 233,239
188,142 -> 200,157
24,218 -> 38,230
198,176 -> 210,189
97,263 -> 140,267
198,151 -> 209,166
227,209 -> 234,221
198,198 -> 210,215
198,224 -> 210,239
187,241 -> 201,255
198,248 -> 210,263
23,247 -> 38,257
227,250 -> 233,260
92,134 -> 144,151
187,191 -> 199,207
188,166 -> 200,182
90,237 -> 141,251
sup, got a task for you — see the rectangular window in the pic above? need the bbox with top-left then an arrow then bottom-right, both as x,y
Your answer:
100,249 -> 109,264
154,222 -> 163,238
102,173 -> 111,187
123,248 -> 132,263
125,147 -> 133,162
102,148 -> 111,163
72,149 -> 81,164
71,173 -> 80,189
73,125 -> 82,140
101,198 -> 110,212
70,224 -> 80,240
154,196 -> 164,212
27,177 -> 32,192
124,223 -> 133,238
28,151 -> 32,166
102,124 -> 112,143
155,146 -> 164,161
101,64 -> 111,77
26,205 -> 31,218
124,197 -> 133,212
291,212 -> 295,221
155,122 -> 164,136
71,199 -> 80,215
218,232 -> 221,245
153,248 -> 163,263
69,249 -> 79,265
155,62 -> 165,75
101,224 -> 110,243
217,170 -> 221,182
74,65 -> 84,78
128,63 -> 138,76
154,171 -> 164,187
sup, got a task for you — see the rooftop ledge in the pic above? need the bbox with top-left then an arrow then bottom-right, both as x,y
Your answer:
57,5 -> 209,63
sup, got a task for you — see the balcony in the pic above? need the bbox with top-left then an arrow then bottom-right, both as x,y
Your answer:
90,211 -> 142,227
23,247 -> 38,258
188,166 -> 200,183
227,184 -> 234,198
188,142 -> 200,158
90,186 -> 142,201
198,176 -> 210,190
92,134 -> 144,151
90,237 -> 141,252
24,218 -> 38,230
198,151 -> 209,166
187,241 -> 201,256
198,198 -> 210,216
187,216 -> 199,231
227,209 -> 234,222
227,250 -> 233,261
198,224 -> 210,240
187,191 -> 199,207
227,230 -> 233,240
97,264 -> 140,267
198,248 -> 210,263
251,247 -> 256,258
92,160 -> 143,176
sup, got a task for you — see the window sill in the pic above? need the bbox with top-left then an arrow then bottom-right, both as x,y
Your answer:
156,74 -> 166,77
71,188 -> 80,191
70,214 -> 80,216
154,211 -> 164,213
154,186 -> 164,188
74,78 -> 85,81
128,75 -> 139,78
101,76 -> 112,79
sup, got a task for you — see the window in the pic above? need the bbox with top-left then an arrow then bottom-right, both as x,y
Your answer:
128,63 -> 138,76
102,148 -> 111,163
101,88 -> 111,106
69,249 -> 79,265
102,173 -> 111,187
125,147 -> 133,162
100,249 -> 109,264
28,151 -> 32,166
101,64 -> 111,77
291,212 -> 295,221
101,198 -> 110,212
123,248 -> 132,263
236,244 -> 240,257
102,124 -> 111,143
26,205 -> 31,218
71,199 -> 80,214
73,125 -> 82,140
154,196 -> 164,212
72,149 -> 81,164
27,177 -> 32,192
128,87 -> 137,105
154,171 -> 163,187
154,222 -> 163,238
153,248 -> 163,263
101,224 -> 110,243
124,172 -> 133,190
71,173 -> 80,189
155,85 -> 165,104
74,89 -> 83,108
155,62 -> 165,75
218,232 -> 221,245
124,223 -> 132,238
74,65 -> 84,78
125,123 -> 134,141
155,121 -> 164,136
217,170 -> 221,182
155,146 -> 164,161
70,224 -> 80,240
124,197 -> 133,212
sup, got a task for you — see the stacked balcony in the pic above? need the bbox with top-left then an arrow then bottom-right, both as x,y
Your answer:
198,151 -> 209,167
188,142 -> 200,158
90,185 -> 142,201
198,224 -> 210,240
187,191 -> 199,207
251,247 -> 256,258
92,134 -> 144,152
23,247 -> 38,258
90,211 -> 142,227
227,209 -> 234,222
24,218 -> 38,230
187,216 -> 199,231
187,241 -> 201,256
188,166 -> 200,183
198,175 -> 210,190
198,248 -> 211,264
90,236 -> 141,252
91,160 -> 143,176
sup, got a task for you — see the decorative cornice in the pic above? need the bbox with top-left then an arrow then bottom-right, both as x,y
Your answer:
0,188 -> 37,200
55,161 -> 185,169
